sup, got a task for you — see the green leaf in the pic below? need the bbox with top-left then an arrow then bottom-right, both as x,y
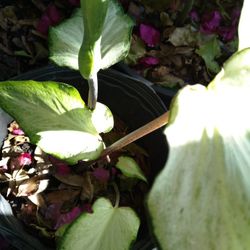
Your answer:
49,1 -> 134,78
115,156 -> 147,182
0,81 -> 113,164
147,48 -> 250,250
59,198 -> 140,250
196,34 -> 221,73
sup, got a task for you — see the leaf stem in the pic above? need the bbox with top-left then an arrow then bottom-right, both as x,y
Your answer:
87,74 -> 98,110
112,182 -> 120,208
101,111 -> 169,158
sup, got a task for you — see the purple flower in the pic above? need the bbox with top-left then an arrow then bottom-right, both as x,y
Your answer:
18,153 -> 32,166
189,9 -> 199,22
12,128 -> 25,135
68,0 -> 80,6
92,168 -> 110,182
37,4 -> 61,35
200,10 -> 222,34
54,206 -> 83,229
218,26 -> 237,42
139,24 -> 160,47
138,57 -> 159,67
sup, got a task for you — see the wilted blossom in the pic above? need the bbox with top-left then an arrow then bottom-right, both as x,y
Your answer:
37,4 -> 62,35
138,57 -> 159,67
92,167 -> 110,182
139,24 -> 160,47
18,153 -> 32,166
200,10 -> 222,34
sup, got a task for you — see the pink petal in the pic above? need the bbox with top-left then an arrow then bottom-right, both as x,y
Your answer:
92,168 -> 110,182
139,24 -> 160,47
68,0 -> 80,6
200,10 -> 222,34
46,4 -> 62,25
12,128 -> 25,135
218,26 -> 237,42
189,9 -> 199,22
36,14 -> 52,35
138,57 -> 159,67
54,206 -> 82,229
18,153 -> 32,166
49,156 -> 71,175
82,203 -> 93,214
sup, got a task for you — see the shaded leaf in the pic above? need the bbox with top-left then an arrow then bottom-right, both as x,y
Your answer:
196,34 -> 221,73
147,48 -> 250,250
59,198 -> 140,250
115,156 -> 147,182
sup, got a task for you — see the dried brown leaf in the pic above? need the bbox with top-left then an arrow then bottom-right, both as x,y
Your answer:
45,189 -> 81,205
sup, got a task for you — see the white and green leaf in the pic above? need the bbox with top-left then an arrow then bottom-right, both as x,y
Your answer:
59,198 -> 140,250
115,156 -> 147,182
147,48 -> 250,250
49,0 -> 134,78
0,81 -> 113,164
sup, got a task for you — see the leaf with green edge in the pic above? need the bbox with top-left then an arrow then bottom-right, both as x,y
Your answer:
115,156 -> 147,182
49,0 -> 134,77
59,198 -> 140,250
147,48 -> 250,250
0,80 -> 113,164
196,34 -> 221,74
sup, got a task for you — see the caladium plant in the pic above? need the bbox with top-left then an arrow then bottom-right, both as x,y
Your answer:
147,0 -> 250,249
0,0 -> 146,250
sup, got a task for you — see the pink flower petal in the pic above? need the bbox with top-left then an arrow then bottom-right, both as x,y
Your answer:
82,203 -> 93,214
200,10 -> 222,34
49,156 -> 71,175
218,26 -> 237,41
12,128 -> 25,135
139,24 -> 160,47
18,153 -> 32,166
54,206 -> 82,229
189,9 -> 199,22
37,14 -> 52,35
92,168 -> 110,182
68,0 -> 80,6
138,57 -> 159,67
47,4 -> 62,25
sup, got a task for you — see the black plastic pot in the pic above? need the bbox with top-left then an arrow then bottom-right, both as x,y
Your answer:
114,62 -> 177,108
10,64 -> 168,249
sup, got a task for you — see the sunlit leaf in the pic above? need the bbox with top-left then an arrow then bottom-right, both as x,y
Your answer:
59,198 -> 140,250
0,81 -> 113,164
148,48 -> 250,250
49,0 -> 134,78
115,156 -> 147,182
